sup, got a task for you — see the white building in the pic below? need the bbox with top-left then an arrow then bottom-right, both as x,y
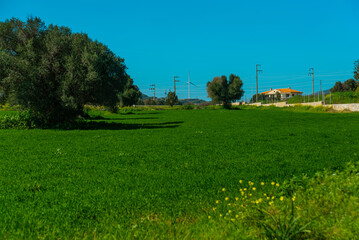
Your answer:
260,87 -> 303,100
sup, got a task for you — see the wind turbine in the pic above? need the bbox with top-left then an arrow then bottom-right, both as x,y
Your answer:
180,72 -> 198,99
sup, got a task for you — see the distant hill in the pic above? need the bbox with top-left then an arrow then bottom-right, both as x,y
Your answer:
141,94 -> 152,100
179,98 -> 208,105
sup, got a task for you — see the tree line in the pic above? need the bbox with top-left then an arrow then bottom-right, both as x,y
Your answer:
330,61 -> 359,93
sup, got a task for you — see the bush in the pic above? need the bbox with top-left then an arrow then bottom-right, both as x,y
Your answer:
0,111 -> 37,129
180,104 -> 195,110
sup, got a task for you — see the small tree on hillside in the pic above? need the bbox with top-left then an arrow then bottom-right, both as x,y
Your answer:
354,60 -> 359,81
165,91 -> 179,107
342,78 -> 358,92
207,74 -> 244,106
330,81 -> 344,92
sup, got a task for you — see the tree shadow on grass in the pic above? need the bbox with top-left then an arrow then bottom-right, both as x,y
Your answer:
62,120 -> 184,130
89,116 -> 159,121
129,111 -> 163,115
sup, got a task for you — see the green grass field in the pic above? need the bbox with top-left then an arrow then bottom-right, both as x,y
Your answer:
1,108 -> 359,238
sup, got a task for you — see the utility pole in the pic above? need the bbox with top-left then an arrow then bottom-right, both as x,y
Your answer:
308,68 -> 314,100
251,86 -> 253,103
149,84 -> 155,101
256,64 -> 262,102
321,80 -> 326,105
173,76 -> 180,94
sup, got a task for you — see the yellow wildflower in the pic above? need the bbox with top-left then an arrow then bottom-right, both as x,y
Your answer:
225,197 -> 229,201
261,182 -> 265,186
220,214 -> 223,217
266,197 -> 270,200
276,183 -> 280,187
271,182 -> 275,185
249,193 -> 252,196
280,196 -> 284,201
236,214 -> 239,218
231,218 -> 235,221
239,180 -> 243,184
208,216 -> 211,219
213,207 -> 217,211
235,197 -> 239,201
215,200 -> 219,204
228,210 -> 232,214
222,188 -> 226,192
272,196 -> 275,200
292,196 -> 296,201
228,203 -> 231,206
244,188 -> 247,191
252,187 -> 256,191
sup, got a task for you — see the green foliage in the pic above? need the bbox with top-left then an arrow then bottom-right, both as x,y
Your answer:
354,59 -> 359,81
0,111 -> 37,129
180,104 -> 197,110
331,81 -> 344,92
331,79 -> 358,93
326,91 -> 359,104
119,76 -> 142,107
207,74 -> 244,105
0,17 -> 129,125
343,78 -> 358,91
1,109 -> 359,238
165,91 -> 179,107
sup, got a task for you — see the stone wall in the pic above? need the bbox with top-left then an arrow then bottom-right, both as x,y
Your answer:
246,101 -> 359,112
327,103 -> 359,112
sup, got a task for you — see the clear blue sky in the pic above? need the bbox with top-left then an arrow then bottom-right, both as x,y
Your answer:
1,0 -> 358,101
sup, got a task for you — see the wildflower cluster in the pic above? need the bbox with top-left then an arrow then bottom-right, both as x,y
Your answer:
208,180 -> 285,222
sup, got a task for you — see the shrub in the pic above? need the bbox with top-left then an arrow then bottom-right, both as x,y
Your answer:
0,111 -> 37,129
180,104 -> 195,110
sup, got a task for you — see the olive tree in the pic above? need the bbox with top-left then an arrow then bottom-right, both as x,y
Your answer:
0,17 -> 129,125
207,74 -> 244,106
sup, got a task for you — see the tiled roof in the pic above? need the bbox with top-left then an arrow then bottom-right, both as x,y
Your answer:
277,88 -> 303,93
260,88 -> 303,94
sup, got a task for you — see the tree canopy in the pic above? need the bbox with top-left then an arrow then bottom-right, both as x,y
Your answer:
330,79 -> 358,92
0,17 -> 130,125
330,81 -> 344,92
119,76 -> 142,107
207,74 -> 244,105
354,60 -> 359,81
165,91 -> 179,107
